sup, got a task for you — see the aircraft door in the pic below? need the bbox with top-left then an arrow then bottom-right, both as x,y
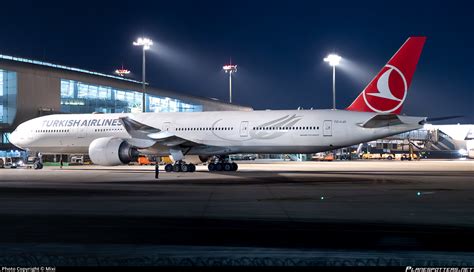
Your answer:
76,126 -> 86,139
240,121 -> 249,137
323,120 -> 332,136
27,129 -> 34,140
163,122 -> 173,132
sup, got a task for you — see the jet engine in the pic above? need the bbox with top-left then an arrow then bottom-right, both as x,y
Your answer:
89,137 -> 139,166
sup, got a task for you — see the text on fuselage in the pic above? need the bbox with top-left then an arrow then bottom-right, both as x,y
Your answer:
41,119 -> 122,128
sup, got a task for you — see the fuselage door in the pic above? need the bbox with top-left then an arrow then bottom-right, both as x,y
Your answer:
27,129 -> 34,140
163,122 -> 172,132
240,121 -> 249,137
323,120 -> 332,136
76,126 -> 86,139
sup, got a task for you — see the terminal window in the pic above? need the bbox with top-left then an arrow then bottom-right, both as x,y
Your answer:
1,132 -> 10,144
0,69 -> 17,125
146,94 -> 203,113
60,79 -> 202,113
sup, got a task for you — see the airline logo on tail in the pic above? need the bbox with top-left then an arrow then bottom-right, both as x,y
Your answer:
347,36 -> 426,114
363,64 -> 407,113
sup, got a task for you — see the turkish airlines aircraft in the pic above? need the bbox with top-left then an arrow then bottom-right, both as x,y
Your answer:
10,37 -> 427,172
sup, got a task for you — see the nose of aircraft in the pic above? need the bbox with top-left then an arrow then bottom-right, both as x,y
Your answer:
9,129 -> 22,149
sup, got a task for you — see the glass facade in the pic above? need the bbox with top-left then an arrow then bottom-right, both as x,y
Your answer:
60,79 -> 202,114
1,132 -> 10,144
146,94 -> 203,113
0,69 -> 17,125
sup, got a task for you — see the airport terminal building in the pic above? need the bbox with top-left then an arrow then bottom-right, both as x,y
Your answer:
0,54 -> 252,153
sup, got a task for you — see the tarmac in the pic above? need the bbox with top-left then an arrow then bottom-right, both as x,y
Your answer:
0,160 -> 473,266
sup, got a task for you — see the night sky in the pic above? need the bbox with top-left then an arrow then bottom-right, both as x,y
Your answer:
1,0 -> 472,122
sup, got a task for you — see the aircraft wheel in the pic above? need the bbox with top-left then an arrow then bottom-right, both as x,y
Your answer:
223,163 -> 232,171
188,164 -> 196,172
231,162 -> 238,171
215,163 -> 223,171
165,164 -> 173,172
173,164 -> 182,172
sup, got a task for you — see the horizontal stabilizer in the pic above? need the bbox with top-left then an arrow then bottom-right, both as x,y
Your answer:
360,114 -> 402,128
423,115 -> 464,124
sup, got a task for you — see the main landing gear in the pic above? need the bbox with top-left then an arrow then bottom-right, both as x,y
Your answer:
207,162 -> 238,172
164,161 -> 196,173
207,156 -> 238,172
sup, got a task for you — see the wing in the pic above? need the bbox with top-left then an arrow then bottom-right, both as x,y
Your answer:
119,116 -> 203,148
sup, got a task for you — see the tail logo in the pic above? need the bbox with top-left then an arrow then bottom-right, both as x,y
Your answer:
362,64 -> 408,113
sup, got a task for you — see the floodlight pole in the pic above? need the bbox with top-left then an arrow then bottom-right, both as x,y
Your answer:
332,65 -> 336,110
142,46 -> 146,113
229,70 -> 233,104
324,54 -> 341,110
223,64 -> 237,104
134,37 -> 153,113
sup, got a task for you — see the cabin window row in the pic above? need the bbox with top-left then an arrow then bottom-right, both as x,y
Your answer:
94,128 -> 124,132
252,126 -> 319,130
36,129 -> 71,133
176,127 -> 234,131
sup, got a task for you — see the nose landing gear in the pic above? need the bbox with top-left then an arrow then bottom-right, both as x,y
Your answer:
33,152 -> 43,170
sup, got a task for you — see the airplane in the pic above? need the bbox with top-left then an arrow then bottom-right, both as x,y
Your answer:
10,36 -> 427,172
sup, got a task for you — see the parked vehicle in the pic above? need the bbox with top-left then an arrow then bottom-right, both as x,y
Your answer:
0,157 -> 18,168
138,155 -> 153,165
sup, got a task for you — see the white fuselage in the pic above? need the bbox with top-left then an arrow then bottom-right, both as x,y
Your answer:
10,109 -> 423,156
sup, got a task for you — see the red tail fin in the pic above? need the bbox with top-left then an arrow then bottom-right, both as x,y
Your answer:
346,37 -> 426,114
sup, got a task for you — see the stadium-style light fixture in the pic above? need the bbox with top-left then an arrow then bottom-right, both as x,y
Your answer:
133,37 -> 153,112
324,54 -> 341,67
114,65 -> 130,77
324,54 -> 342,109
223,63 -> 237,103
133,37 -> 153,50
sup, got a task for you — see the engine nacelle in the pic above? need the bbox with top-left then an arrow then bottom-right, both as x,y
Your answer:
89,137 -> 139,166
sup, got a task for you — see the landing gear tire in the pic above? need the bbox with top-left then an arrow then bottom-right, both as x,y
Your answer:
223,163 -> 232,171
165,164 -> 173,172
181,164 -> 189,172
173,164 -> 182,172
166,163 -> 196,172
208,159 -> 238,172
